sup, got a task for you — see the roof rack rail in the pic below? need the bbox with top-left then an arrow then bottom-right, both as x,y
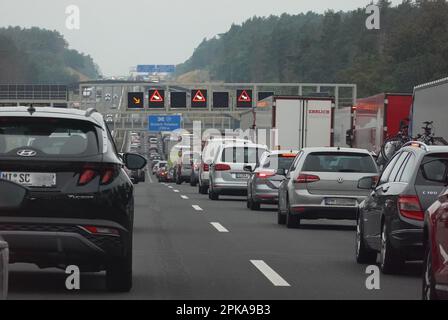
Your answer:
402,141 -> 428,151
85,108 -> 98,117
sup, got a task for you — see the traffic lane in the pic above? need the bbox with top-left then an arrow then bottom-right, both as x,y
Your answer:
166,182 -> 422,299
8,180 -> 284,299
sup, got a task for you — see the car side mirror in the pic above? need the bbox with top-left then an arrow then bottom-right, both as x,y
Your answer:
243,165 -> 253,172
358,176 -> 377,190
124,153 -> 147,170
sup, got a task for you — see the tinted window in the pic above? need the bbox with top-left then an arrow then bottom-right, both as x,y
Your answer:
379,152 -> 400,185
398,154 -> 416,183
221,147 -> 265,163
261,154 -> 296,170
302,152 -> 377,173
417,154 -> 448,186
388,152 -> 409,183
0,117 -> 100,157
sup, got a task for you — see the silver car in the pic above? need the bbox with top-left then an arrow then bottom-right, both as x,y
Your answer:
246,150 -> 299,210
278,147 -> 379,228
208,142 -> 268,200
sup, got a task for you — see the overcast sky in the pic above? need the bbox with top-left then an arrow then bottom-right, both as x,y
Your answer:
0,0 -> 402,76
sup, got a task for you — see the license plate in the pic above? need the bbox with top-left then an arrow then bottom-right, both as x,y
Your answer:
235,173 -> 250,179
325,198 -> 356,206
0,172 -> 56,187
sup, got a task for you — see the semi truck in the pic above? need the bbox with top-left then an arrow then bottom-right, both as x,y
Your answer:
350,93 -> 412,154
410,77 -> 448,141
240,95 -> 334,150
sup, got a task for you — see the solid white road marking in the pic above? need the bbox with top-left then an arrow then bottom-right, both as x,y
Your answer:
192,205 -> 203,211
210,222 -> 229,233
181,195 -> 189,199
250,260 -> 291,287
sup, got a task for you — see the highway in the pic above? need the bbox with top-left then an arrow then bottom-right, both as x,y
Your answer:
7,175 -> 421,300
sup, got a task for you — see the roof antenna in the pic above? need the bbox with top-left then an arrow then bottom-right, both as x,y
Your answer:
27,105 -> 36,115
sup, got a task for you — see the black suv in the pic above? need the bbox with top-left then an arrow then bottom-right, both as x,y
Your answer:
0,107 -> 146,292
356,142 -> 448,274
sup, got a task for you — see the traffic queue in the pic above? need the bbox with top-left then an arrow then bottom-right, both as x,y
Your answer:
155,135 -> 448,300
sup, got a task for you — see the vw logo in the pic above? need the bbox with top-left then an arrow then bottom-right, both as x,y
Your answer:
337,177 -> 344,184
17,149 -> 37,157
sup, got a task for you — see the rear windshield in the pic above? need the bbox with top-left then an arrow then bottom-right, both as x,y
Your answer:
0,117 -> 100,157
302,152 -> 377,173
262,154 -> 296,170
416,154 -> 448,186
221,147 -> 265,164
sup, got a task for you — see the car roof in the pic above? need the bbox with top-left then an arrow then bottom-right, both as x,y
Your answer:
267,150 -> 300,155
220,142 -> 268,149
401,145 -> 448,154
0,106 -> 104,127
301,147 -> 372,154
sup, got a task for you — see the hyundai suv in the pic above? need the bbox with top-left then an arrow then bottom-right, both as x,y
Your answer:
0,106 -> 146,292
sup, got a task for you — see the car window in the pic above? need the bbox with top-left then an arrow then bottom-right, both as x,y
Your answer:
261,154 -> 296,170
388,152 -> 409,183
378,152 -> 401,185
221,147 -> 265,164
288,152 -> 302,173
302,152 -> 377,173
417,154 -> 448,186
397,153 -> 416,183
0,117 -> 100,157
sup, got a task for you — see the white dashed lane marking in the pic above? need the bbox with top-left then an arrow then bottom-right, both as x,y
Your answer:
192,205 -> 203,211
181,195 -> 189,199
210,222 -> 229,233
250,260 -> 291,287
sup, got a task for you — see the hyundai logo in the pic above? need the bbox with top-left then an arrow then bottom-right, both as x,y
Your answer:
337,177 -> 344,184
17,149 -> 37,157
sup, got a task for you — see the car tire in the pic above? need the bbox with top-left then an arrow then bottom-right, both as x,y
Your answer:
199,183 -> 208,195
106,254 -> 133,292
277,209 -> 286,225
380,222 -> 405,274
249,199 -> 260,211
190,178 -> 197,187
355,213 -> 377,264
209,189 -> 219,200
422,242 -> 438,300
285,198 -> 300,228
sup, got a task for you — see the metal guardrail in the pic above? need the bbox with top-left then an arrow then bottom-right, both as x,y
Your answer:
0,238 -> 8,300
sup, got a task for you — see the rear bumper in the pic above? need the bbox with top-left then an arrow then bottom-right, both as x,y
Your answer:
213,184 -> 247,196
289,205 -> 357,220
0,217 -> 130,270
253,190 -> 279,204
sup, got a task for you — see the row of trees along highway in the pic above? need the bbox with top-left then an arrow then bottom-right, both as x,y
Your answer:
0,27 -> 100,84
176,0 -> 448,97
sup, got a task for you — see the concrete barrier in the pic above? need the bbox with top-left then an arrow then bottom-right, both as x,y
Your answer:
0,239 -> 8,300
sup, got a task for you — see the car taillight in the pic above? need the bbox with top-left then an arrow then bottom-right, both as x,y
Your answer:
203,163 -> 209,172
78,165 -> 119,186
78,169 -> 97,186
257,171 -> 276,179
80,226 -> 120,237
398,195 -> 424,221
295,173 -> 320,183
215,163 -> 231,171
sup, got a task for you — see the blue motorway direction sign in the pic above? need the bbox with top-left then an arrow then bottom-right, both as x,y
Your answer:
137,65 -> 176,73
148,115 -> 182,132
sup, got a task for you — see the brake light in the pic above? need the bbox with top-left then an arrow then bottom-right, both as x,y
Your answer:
215,163 -> 231,171
78,165 -> 119,186
295,173 -> 320,183
78,169 -> 97,186
398,195 -> 424,221
257,171 -> 276,179
203,163 -> 209,172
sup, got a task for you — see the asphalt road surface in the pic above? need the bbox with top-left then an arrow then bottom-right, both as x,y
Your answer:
8,174 -> 421,300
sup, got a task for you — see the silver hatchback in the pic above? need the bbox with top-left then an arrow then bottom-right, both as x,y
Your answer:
278,147 -> 379,228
